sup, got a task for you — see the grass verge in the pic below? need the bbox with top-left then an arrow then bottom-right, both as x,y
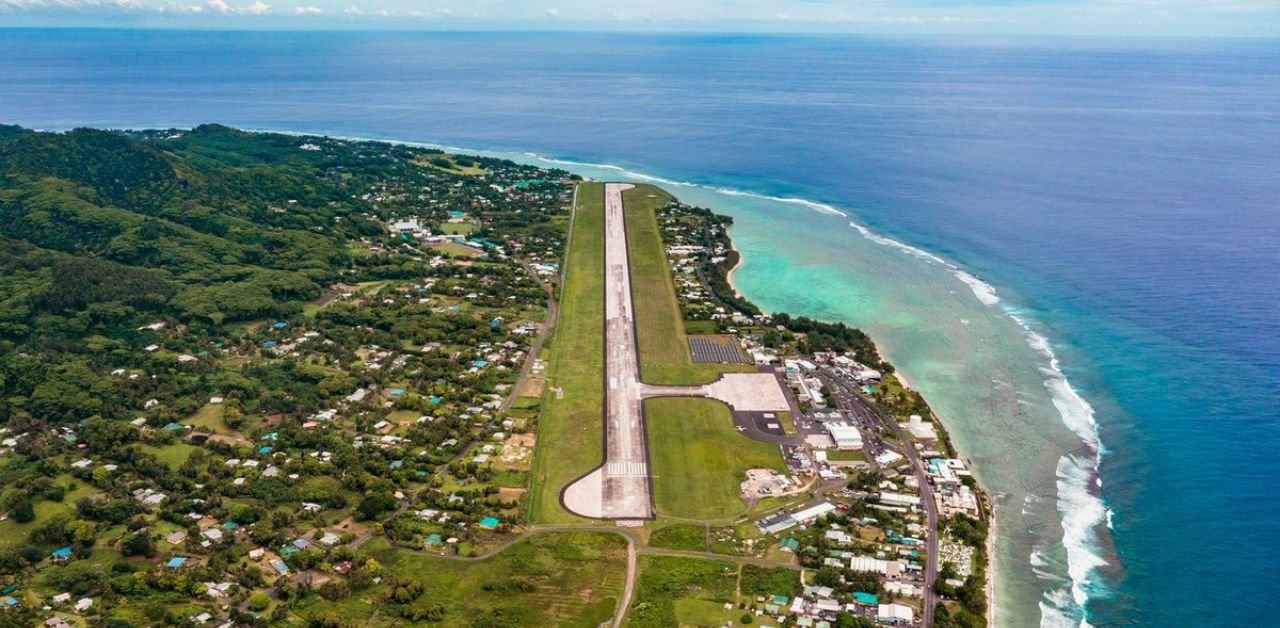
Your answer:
527,182 -> 605,524
623,185 -> 750,385
645,397 -> 785,520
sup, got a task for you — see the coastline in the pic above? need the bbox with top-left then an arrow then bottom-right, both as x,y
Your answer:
722,220 -> 997,626
726,242 -> 744,290
116,125 -> 1094,626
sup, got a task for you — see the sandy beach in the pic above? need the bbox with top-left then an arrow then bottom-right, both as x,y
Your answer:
725,239 -> 744,294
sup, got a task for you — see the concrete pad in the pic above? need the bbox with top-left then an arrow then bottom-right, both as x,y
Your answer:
703,373 -> 791,412
561,467 -> 605,518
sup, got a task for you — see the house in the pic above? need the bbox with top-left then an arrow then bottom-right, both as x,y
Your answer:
477,516 -> 500,530
877,603 -> 914,625
74,598 -> 93,612
50,546 -> 73,562
166,556 -> 189,569
51,593 -> 72,604
166,530 -> 188,545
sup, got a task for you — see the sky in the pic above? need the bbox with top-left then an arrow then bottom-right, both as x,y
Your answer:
0,0 -> 1278,36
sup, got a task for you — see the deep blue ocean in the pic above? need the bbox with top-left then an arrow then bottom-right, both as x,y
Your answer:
0,29 -> 1277,626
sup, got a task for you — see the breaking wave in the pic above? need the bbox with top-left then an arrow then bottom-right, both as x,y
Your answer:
269,135 -> 1114,627
501,148 -> 1112,628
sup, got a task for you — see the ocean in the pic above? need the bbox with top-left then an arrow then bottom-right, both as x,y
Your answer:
1,29 -> 1277,626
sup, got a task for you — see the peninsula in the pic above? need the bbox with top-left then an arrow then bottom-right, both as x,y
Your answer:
0,125 -> 989,628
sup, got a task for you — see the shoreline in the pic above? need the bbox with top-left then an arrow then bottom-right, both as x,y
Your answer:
725,235 -> 744,292
97,124 -> 1087,625
721,214 -> 997,627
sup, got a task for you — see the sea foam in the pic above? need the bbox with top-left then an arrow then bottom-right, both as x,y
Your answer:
510,149 -> 1113,628
276,136 -> 1114,627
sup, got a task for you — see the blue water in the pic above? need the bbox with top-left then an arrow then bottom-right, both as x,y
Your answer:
2,29 -> 1278,626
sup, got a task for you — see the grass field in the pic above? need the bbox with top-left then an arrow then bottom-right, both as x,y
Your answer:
144,442 -> 201,468
430,241 -> 484,258
649,523 -> 707,552
625,555 -> 740,628
186,403 -> 227,432
413,154 -> 488,176
683,319 -> 719,335
645,397 -> 786,520
293,532 -> 626,627
527,182 -> 606,524
0,474 -> 96,549
622,185 -> 752,385
439,221 -> 476,235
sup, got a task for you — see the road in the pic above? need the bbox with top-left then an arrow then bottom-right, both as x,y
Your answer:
823,372 -> 940,627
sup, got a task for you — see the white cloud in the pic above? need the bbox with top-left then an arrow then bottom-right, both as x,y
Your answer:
205,0 -> 228,12
244,0 -> 267,14
342,3 -> 360,15
293,5 -> 319,14
544,7 -> 558,18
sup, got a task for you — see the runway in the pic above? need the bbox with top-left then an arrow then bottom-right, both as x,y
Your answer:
562,183 -> 654,520
560,183 -> 792,521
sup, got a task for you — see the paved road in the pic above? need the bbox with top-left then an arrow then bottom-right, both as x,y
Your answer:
825,373 -> 940,627
563,183 -> 653,520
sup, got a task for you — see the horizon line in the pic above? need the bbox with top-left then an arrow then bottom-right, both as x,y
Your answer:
0,25 -> 1277,41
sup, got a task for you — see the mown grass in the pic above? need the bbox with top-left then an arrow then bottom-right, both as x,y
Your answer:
143,441 -> 200,468
649,523 -> 706,552
439,221 -> 476,235
622,184 -> 752,385
527,182 -> 605,524
292,532 -> 626,627
645,397 -> 786,520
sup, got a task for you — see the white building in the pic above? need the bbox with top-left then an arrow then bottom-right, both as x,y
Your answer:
789,501 -> 837,524
825,423 -> 863,450
902,414 -> 938,440
878,603 -> 914,625
879,492 -> 922,508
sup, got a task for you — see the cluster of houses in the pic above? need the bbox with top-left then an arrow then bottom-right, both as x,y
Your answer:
752,492 -> 933,624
